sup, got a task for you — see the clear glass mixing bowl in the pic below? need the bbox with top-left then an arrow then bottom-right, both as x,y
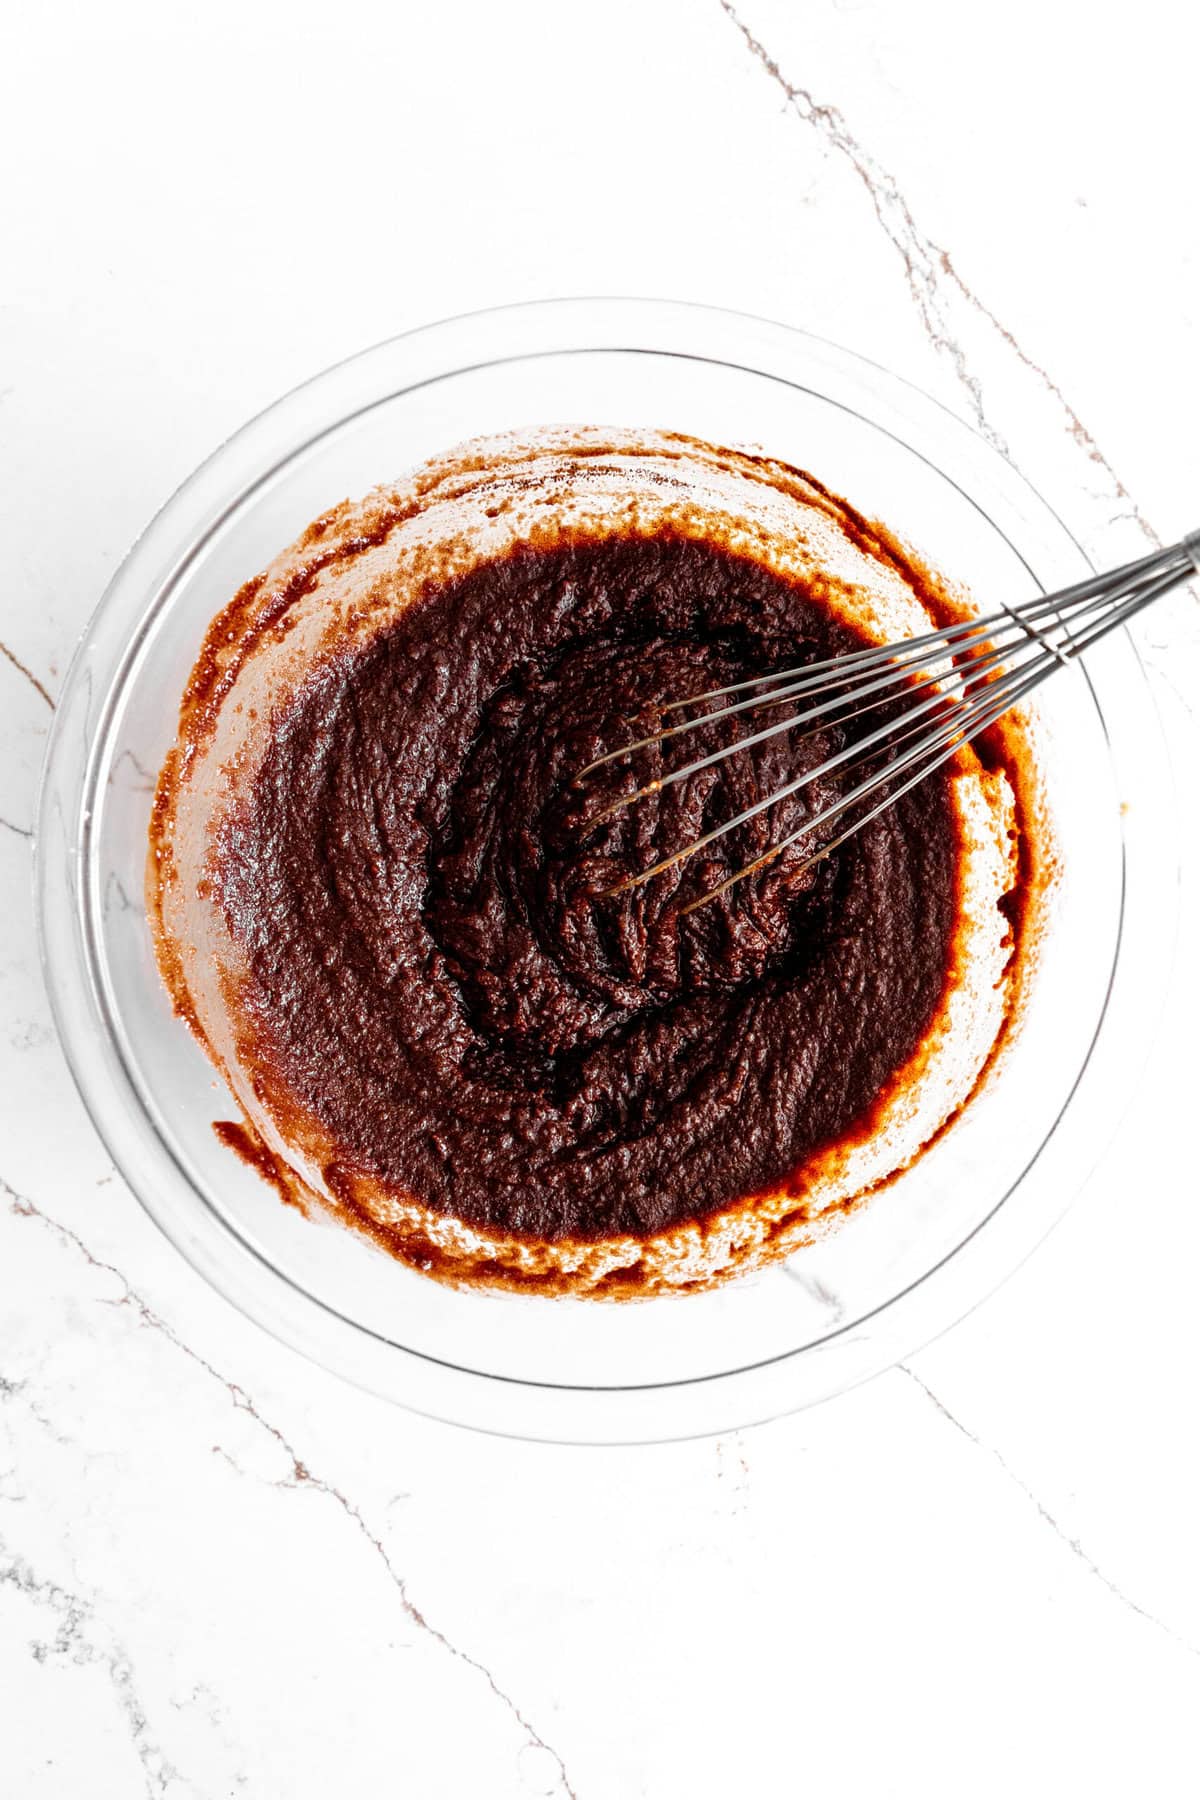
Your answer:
36,299 -> 1175,1441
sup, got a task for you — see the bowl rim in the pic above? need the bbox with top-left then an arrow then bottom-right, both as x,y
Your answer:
34,296 -> 1178,1440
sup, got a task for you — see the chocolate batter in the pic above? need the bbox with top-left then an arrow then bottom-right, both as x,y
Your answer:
215,531 -> 961,1244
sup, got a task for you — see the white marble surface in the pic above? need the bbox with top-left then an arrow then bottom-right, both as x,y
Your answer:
3,1 -> 1199,1792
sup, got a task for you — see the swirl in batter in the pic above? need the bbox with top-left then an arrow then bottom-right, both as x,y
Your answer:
149,430 -> 1037,1296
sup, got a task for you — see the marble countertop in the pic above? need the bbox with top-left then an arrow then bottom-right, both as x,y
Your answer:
3,1 -> 1198,1793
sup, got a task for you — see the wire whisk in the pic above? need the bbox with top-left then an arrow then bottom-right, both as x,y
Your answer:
576,530 -> 1200,915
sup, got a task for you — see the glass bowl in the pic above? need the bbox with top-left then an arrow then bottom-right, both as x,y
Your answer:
36,298 -> 1175,1442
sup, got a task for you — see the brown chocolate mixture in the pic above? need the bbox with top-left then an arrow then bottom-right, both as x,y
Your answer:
216,532 -> 962,1243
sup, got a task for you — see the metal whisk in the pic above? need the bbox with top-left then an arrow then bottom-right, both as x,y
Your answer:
577,531 -> 1200,914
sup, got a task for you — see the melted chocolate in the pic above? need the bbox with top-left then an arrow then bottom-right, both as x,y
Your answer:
216,532 -> 961,1243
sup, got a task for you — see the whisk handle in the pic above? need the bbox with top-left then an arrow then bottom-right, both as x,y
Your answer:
1183,529 -> 1200,574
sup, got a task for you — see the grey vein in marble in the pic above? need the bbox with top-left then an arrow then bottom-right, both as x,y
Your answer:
1,1175 -> 580,1800
166,1680 -> 247,1793
781,1265 -> 846,1322
0,1370 -> 75,1448
0,1545 -> 182,1797
720,0 -> 1159,545
104,872 -> 138,915
900,1365 -> 1200,1661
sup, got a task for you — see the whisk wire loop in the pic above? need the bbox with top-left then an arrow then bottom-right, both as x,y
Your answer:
576,533 -> 1198,911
